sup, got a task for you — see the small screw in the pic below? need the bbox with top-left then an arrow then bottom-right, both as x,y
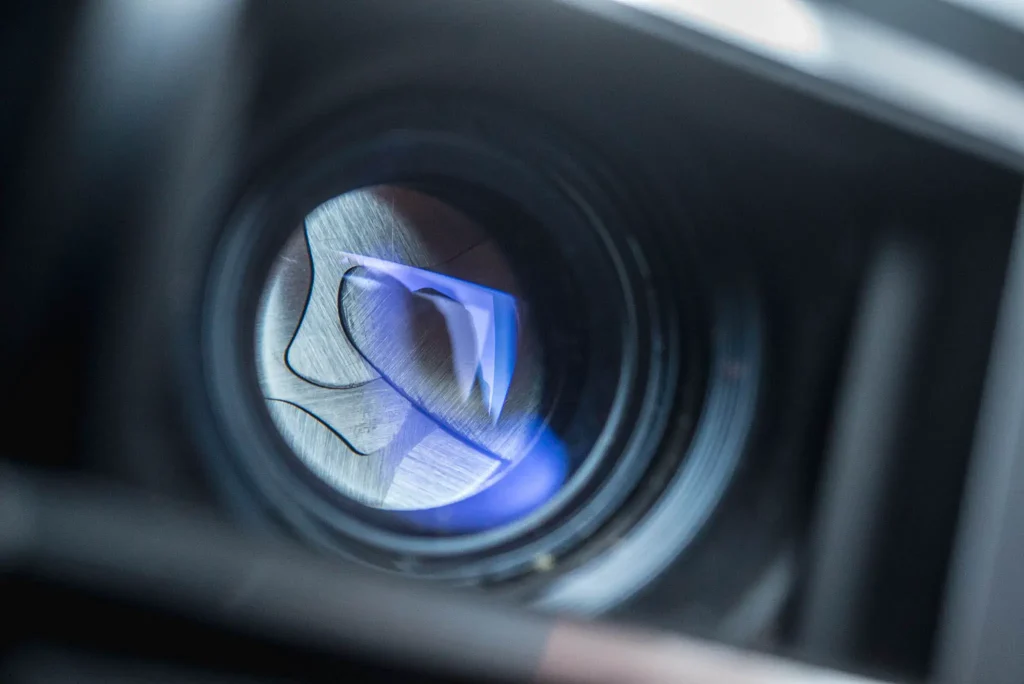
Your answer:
533,553 -> 556,572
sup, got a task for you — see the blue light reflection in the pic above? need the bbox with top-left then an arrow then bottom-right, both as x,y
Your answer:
345,253 -> 519,422
340,254 -> 569,531
399,422 -> 569,532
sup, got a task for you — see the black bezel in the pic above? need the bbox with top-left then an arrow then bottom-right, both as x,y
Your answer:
192,96 -> 756,608
202,98 -> 675,575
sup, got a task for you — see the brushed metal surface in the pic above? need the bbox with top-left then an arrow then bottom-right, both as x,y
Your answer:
255,187 -> 544,511
287,187 -> 488,388
267,399 -> 501,509
341,266 -> 543,461
267,400 -> 405,505
255,229 -> 408,455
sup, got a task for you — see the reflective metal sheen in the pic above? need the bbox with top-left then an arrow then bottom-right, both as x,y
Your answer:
255,188 -> 545,510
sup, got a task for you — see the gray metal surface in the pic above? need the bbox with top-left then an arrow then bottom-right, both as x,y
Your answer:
0,467 -> 890,684
255,187 -> 543,510
944,0 -> 1024,32
934,196 -> 1024,684
796,243 -> 930,662
564,0 -> 1024,171
288,187 -> 488,388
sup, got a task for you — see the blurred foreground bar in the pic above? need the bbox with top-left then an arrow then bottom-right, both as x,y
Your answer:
934,197 -> 1024,684
0,467 -> 882,684
796,242 -> 930,664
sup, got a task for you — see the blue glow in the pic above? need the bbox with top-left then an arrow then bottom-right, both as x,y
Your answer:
344,253 -> 519,422
340,254 -> 568,530
399,422 -> 570,532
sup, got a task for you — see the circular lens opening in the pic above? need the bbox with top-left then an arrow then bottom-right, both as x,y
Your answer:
205,101 -> 683,582
256,185 -> 586,534
199,99 -> 758,602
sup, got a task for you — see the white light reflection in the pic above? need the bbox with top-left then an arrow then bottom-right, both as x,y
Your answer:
593,0 -> 1024,165
610,0 -> 828,63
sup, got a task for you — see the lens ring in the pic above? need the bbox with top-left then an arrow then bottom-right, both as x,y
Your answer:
208,133 -> 655,561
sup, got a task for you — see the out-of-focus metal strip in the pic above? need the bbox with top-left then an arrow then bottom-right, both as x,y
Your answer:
562,0 -> 1024,170
1,0 -> 246,385
795,242 -> 930,663
0,467 -> 886,684
933,196 -> 1024,684
539,623 -> 883,684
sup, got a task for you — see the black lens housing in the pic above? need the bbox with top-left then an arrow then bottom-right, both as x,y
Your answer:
193,96 -> 760,607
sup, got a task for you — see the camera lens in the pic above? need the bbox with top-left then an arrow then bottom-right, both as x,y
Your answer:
256,186 -> 570,532
198,100 -> 755,600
